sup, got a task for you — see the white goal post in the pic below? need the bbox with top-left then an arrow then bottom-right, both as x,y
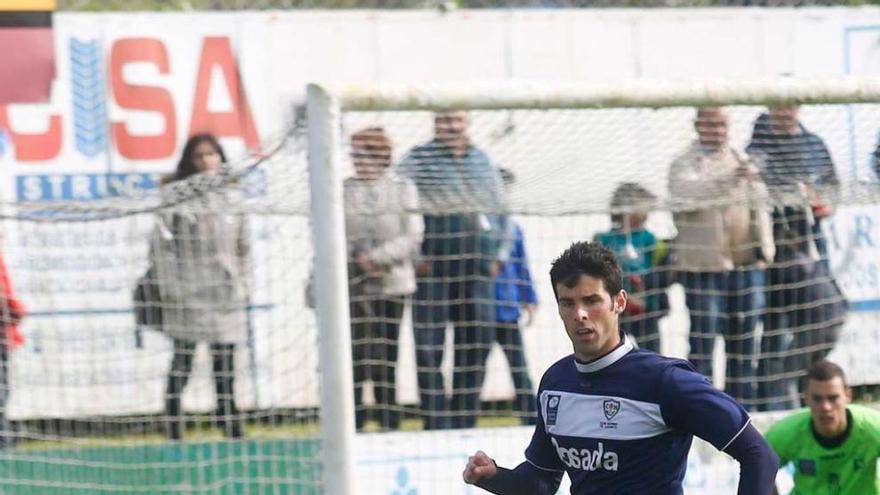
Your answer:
307,77 -> 880,495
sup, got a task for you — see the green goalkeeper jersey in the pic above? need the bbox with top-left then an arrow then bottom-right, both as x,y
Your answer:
765,405 -> 880,495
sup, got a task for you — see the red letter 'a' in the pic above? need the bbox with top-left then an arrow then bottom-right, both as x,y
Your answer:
188,37 -> 259,150
0,106 -> 62,161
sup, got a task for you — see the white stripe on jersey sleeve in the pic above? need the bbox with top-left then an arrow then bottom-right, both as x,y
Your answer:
720,417 -> 752,452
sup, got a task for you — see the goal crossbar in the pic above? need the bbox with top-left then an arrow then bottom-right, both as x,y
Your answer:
320,77 -> 880,112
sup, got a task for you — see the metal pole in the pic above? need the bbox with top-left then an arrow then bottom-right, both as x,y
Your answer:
306,83 -> 355,495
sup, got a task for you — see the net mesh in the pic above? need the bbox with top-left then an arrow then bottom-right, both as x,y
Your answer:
1,131 -> 321,494
337,101 -> 877,424
0,96 -> 878,493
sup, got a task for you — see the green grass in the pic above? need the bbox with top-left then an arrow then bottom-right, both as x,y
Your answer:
15,421 -> 320,451
14,414 -> 520,451
0,436 -> 322,495
0,414 -> 524,494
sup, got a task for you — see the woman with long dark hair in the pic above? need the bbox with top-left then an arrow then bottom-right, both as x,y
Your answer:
151,134 -> 250,440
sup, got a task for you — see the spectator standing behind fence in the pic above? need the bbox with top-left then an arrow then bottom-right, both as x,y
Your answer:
747,105 -> 846,411
668,107 -> 774,410
151,134 -> 251,441
343,127 -> 423,431
0,245 -> 24,449
746,105 -> 837,266
490,169 -> 537,425
397,111 -> 507,430
594,182 -> 672,355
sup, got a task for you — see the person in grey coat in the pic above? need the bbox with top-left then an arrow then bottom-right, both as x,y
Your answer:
151,134 -> 251,440
344,127 -> 423,430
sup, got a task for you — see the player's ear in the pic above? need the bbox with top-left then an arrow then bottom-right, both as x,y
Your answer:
614,290 -> 627,314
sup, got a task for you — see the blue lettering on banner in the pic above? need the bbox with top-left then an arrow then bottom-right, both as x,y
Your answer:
853,214 -> 876,247
16,170 -> 267,202
16,173 -> 161,202
825,209 -> 880,311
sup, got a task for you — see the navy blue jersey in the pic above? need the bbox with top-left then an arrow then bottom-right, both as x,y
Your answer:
524,337 -> 750,494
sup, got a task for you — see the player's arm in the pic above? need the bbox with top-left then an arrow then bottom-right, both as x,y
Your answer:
660,364 -> 778,495
465,388 -> 565,495
722,421 -> 780,495
463,451 -> 562,495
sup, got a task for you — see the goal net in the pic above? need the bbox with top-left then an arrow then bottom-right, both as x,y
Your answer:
308,79 -> 880,494
0,131 -> 323,494
0,78 -> 877,495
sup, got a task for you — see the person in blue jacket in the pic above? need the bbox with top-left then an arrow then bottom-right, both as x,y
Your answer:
493,168 -> 538,425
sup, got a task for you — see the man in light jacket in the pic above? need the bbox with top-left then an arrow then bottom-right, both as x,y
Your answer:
344,127 -> 424,430
668,106 -> 774,411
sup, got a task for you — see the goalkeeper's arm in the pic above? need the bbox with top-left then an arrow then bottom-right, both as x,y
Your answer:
463,451 -> 562,495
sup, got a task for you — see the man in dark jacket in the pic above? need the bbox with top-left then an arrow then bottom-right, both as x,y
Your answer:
747,105 -> 846,411
397,111 -> 507,429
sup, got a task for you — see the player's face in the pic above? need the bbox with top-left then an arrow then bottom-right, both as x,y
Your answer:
556,274 -> 626,362
805,377 -> 852,438
192,141 -> 222,174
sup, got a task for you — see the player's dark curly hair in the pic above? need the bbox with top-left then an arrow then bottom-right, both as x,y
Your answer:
550,241 -> 622,301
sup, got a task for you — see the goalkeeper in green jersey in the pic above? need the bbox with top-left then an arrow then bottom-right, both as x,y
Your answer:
765,360 -> 880,495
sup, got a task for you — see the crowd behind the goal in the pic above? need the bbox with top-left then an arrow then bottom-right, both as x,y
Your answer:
324,105 -> 852,432
0,105 -> 866,438
322,104 -> 877,494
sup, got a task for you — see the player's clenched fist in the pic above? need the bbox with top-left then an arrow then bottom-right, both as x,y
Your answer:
462,450 -> 497,484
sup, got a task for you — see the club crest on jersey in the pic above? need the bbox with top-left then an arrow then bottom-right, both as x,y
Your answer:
546,394 -> 561,426
603,399 -> 620,420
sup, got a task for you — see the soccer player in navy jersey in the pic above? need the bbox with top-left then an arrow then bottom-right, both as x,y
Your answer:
462,241 -> 778,494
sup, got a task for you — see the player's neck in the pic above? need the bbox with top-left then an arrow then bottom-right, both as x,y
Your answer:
573,333 -> 633,374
